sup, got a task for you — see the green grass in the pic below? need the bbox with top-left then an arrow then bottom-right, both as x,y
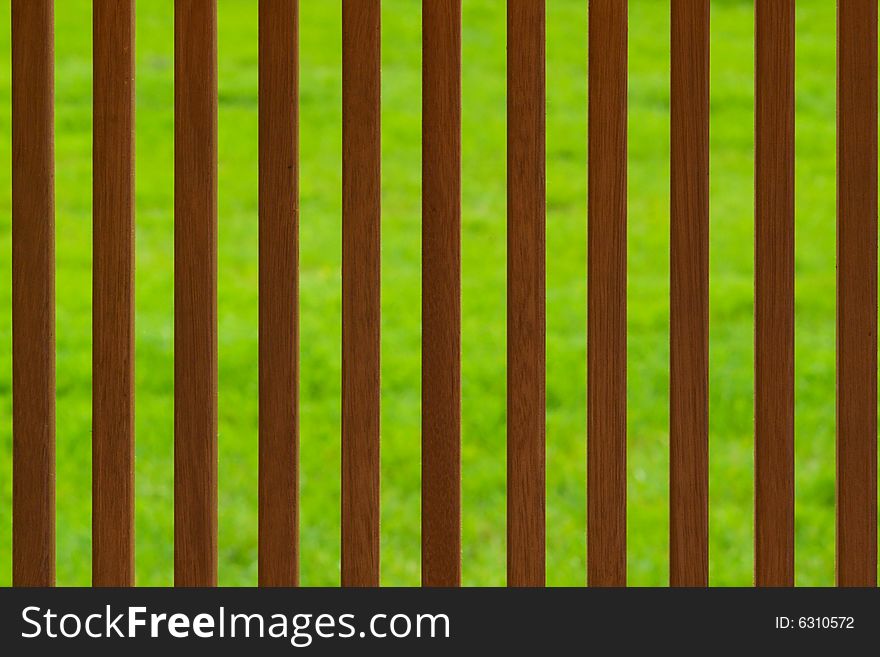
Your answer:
0,0 -> 859,586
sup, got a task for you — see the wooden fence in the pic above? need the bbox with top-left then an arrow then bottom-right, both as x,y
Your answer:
8,0 -> 878,587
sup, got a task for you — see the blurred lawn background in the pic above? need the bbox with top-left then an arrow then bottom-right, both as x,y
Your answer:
0,0 -> 855,585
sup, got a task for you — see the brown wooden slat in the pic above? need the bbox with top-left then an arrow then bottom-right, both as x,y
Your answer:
341,0 -> 381,587
422,0 -> 461,588
92,0 -> 135,587
836,0 -> 878,588
258,0 -> 300,588
174,0 -> 218,587
507,0 -> 545,587
754,0 -> 794,588
11,0 -> 55,588
670,0 -> 709,587
587,0 -> 627,588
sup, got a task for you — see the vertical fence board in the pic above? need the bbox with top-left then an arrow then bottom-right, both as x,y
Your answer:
836,0 -> 878,588
670,0 -> 709,587
422,0 -> 462,587
587,0 -> 627,588
258,0 -> 300,588
174,0 -> 218,587
92,0 -> 135,587
507,0 -> 545,587
11,0 -> 55,588
341,0 -> 381,587
754,0 -> 794,588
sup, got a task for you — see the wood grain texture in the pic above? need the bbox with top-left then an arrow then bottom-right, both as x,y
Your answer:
258,0 -> 299,588
754,0 -> 794,588
92,0 -> 135,587
11,0 -> 55,588
507,0 -> 545,588
670,0 -> 709,588
587,0 -> 627,588
836,0 -> 877,588
341,0 -> 381,587
422,0 -> 461,588
174,0 -> 218,587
